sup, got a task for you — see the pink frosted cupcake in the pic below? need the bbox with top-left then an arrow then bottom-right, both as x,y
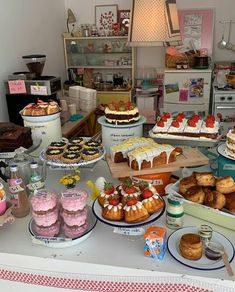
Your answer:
61,207 -> 87,227
32,207 -> 59,227
60,188 -> 88,212
34,220 -> 60,237
63,222 -> 88,239
30,189 -> 58,212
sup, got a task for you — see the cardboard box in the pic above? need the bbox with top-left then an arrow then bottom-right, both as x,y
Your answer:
144,226 -> 167,260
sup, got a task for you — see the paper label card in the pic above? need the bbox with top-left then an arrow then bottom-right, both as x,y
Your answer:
30,85 -> 48,95
179,89 -> 189,102
165,83 -> 179,94
8,80 -> 26,94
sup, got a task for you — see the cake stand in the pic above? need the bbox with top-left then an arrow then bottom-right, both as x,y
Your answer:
92,197 -> 165,240
28,206 -> 97,248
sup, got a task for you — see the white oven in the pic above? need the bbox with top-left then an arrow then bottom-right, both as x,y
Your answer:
213,88 -> 235,140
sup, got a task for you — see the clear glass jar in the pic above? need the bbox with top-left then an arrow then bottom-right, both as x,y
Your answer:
166,198 -> 184,229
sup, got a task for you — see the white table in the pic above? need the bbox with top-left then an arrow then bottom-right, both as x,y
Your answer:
0,160 -> 234,291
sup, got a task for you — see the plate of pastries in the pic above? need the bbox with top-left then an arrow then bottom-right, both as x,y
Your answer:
40,137 -> 105,167
167,226 -> 234,270
92,177 -> 165,228
170,171 -> 235,215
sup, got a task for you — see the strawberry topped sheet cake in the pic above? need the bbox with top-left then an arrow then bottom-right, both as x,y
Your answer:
152,112 -> 220,140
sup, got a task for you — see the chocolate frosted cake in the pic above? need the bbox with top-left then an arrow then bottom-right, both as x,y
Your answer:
0,123 -> 33,152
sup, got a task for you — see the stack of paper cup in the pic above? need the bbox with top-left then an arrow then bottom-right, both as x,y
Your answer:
69,86 -> 80,110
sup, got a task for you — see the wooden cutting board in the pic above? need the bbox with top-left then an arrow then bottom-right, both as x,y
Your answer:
106,148 -> 209,178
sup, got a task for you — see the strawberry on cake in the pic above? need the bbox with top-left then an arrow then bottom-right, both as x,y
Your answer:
102,195 -> 124,221
104,101 -> 140,125
152,112 -> 172,134
123,196 -> 149,223
98,182 -> 117,206
141,186 -> 164,214
120,179 -> 141,205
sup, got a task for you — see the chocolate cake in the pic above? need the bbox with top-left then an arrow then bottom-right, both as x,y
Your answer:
0,123 -> 33,152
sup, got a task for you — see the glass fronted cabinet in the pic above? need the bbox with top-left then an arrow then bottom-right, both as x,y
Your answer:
63,36 -> 135,103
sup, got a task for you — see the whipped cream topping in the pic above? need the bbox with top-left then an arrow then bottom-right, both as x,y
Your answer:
201,121 -> 219,134
184,120 -> 203,133
121,189 -> 140,198
168,119 -> 187,133
100,190 -> 117,198
103,203 -> 123,212
142,193 -> 161,203
227,129 -> 235,140
105,107 -> 139,116
226,141 -> 235,150
123,201 -> 143,211
152,118 -> 173,133
127,144 -> 175,170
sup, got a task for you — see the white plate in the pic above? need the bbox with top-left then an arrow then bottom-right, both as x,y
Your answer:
39,147 -> 106,168
28,206 -> 97,248
20,110 -> 61,122
167,226 -> 235,270
98,115 -> 146,128
217,143 -> 235,161
92,197 -> 165,228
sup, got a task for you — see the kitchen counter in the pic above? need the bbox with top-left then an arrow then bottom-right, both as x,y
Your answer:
0,159 -> 234,291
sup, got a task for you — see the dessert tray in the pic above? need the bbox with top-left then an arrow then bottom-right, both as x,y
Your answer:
28,206 -> 97,248
167,226 -> 235,270
166,175 -> 235,231
106,148 -> 209,178
149,130 -> 222,147
92,197 -> 165,228
217,143 -> 235,161
39,147 -> 106,169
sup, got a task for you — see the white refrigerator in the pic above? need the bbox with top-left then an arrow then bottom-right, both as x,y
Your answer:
163,69 -> 212,117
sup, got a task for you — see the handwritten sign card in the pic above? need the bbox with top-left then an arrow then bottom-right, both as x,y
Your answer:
8,80 -> 26,94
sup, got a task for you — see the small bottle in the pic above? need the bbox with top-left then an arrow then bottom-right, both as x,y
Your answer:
8,165 -> 30,218
28,162 -> 45,194
166,198 -> 184,229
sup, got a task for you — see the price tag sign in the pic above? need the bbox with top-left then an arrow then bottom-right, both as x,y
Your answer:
8,80 -> 26,94
32,236 -> 72,245
27,181 -> 45,191
9,185 -> 24,193
30,85 -> 48,95
113,227 -> 145,236
49,165 -> 77,170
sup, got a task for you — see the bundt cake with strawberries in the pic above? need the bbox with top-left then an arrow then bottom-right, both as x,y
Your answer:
120,178 -> 141,205
102,195 -> 124,221
98,182 -> 116,206
123,196 -> 149,223
141,186 -> 164,214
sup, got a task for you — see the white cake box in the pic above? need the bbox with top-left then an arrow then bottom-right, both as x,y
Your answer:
98,116 -> 146,154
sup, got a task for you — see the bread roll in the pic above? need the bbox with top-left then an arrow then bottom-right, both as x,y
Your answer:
216,176 -> 235,194
184,185 -> 205,204
179,233 -> 202,260
179,175 -> 197,194
195,172 -> 215,187
204,190 -> 226,209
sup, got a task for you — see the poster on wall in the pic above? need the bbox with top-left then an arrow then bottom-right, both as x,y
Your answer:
95,5 -> 118,31
178,9 -> 214,55
117,10 -> 130,35
189,78 -> 204,98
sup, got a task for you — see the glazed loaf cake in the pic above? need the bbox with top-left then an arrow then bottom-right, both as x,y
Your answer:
0,123 -> 33,152
127,144 -> 177,170
110,137 -> 156,163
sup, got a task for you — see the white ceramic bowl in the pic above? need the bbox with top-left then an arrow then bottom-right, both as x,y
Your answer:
20,110 -> 61,122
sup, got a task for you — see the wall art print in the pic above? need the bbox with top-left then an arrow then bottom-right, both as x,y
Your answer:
95,5 -> 118,31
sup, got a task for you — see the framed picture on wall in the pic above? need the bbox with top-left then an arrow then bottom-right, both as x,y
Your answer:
95,5 -> 118,31
117,10 -> 130,35
178,8 -> 214,55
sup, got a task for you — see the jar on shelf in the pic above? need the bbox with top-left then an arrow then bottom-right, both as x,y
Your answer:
166,198 -> 184,229
81,24 -> 90,37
